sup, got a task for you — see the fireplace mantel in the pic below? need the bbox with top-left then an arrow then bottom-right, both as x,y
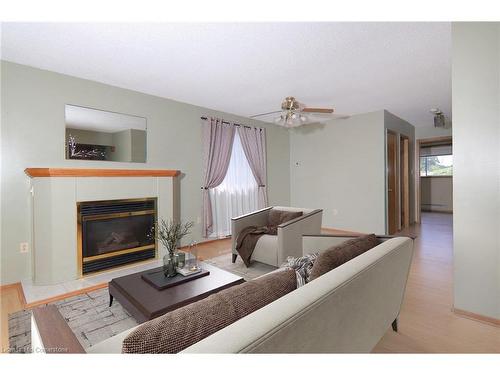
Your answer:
25,168 -> 180,178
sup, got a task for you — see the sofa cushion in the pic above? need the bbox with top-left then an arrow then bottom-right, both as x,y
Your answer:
309,234 -> 380,280
268,209 -> 303,230
121,268 -> 297,354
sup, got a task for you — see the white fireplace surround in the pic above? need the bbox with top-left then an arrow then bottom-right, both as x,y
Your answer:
26,169 -> 180,285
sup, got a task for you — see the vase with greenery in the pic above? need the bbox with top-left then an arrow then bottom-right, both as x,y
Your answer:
155,219 -> 194,277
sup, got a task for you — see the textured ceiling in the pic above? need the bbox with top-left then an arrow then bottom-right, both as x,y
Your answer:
1,22 -> 451,127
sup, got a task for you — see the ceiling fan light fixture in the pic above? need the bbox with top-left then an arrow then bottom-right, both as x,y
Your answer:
430,107 -> 448,128
434,113 -> 446,128
281,96 -> 301,112
253,96 -> 339,128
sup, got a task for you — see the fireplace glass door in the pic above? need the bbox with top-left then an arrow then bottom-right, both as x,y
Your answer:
78,198 -> 157,275
82,214 -> 155,257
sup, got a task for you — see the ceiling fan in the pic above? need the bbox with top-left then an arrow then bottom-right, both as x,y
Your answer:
250,96 -> 348,128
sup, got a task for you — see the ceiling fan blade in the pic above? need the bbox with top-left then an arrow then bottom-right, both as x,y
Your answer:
300,113 -> 351,124
250,110 -> 283,119
302,107 -> 334,114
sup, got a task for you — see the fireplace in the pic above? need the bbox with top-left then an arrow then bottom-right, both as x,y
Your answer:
77,198 -> 157,275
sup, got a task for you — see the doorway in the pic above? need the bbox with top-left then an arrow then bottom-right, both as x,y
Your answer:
387,131 -> 411,235
387,131 -> 398,234
415,136 -> 453,222
400,136 -> 410,229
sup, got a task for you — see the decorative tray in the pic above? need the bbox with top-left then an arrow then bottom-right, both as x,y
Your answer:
141,268 -> 210,290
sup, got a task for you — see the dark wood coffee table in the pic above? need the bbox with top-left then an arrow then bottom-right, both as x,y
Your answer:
108,263 -> 244,323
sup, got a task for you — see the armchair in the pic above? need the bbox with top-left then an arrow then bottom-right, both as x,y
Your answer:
231,206 -> 323,267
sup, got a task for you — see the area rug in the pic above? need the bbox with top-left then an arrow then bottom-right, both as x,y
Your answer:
203,253 -> 276,280
8,257 -> 273,353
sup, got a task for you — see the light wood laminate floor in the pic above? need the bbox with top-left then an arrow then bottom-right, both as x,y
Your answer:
1,213 -> 499,353
373,212 -> 499,353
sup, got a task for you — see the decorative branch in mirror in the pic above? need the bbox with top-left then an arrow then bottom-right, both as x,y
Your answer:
65,105 -> 147,163
67,134 -> 107,160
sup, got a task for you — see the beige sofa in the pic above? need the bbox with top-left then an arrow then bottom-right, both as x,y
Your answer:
32,234 -> 413,353
231,206 -> 323,267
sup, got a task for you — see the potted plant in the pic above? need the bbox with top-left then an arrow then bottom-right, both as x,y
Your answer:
155,219 -> 194,277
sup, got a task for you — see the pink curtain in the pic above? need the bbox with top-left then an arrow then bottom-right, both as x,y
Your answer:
201,118 -> 236,237
237,126 -> 268,208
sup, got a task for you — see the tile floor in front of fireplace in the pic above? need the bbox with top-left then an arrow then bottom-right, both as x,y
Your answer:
22,258 -> 164,304
21,239 -> 235,305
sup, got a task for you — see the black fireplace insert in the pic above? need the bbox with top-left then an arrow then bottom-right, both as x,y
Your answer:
78,198 -> 157,275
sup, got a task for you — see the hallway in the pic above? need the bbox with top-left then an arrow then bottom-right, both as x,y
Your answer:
373,212 -> 499,352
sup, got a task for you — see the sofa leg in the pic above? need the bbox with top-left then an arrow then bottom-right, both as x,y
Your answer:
232,254 -> 237,263
391,318 -> 398,332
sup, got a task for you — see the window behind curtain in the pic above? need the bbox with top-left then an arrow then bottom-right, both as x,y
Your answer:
209,131 -> 259,237
420,144 -> 453,176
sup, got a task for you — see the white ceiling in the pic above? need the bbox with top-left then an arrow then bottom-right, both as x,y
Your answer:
1,22 -> 451,128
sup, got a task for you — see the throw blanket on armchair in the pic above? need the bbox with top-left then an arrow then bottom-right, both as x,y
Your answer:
235,210 -> 303,267
235,226 -> 277,267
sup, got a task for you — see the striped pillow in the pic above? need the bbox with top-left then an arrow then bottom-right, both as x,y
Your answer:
281,253 -> 319,287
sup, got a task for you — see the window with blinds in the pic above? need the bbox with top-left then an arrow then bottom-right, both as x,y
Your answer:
420,144 -> 453,176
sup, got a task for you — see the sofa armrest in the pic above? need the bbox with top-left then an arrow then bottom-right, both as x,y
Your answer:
86,327 -> 136,353
276,209 -> 323,264
231,207 -> 272,255
31,305 -> 85,354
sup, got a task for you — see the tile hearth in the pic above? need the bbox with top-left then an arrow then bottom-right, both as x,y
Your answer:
22,258 -> 163,304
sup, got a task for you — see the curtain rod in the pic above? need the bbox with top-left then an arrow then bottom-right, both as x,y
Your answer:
200,116 -> 261,130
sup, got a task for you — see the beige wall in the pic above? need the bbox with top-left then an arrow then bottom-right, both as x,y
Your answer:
110,129 -> 132,162
289,110 -> 415,235
290,111 -> 387,234
452,22 -> 500,320
0,61 -> 291,284
420,176 -> 453,212
130,129 -> 146,162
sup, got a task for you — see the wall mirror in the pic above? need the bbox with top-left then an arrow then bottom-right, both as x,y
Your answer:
65,104 -> 147,163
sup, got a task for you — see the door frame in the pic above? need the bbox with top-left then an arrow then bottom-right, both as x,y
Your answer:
400,135 -> 410,230
415,135 -> 452,223
386,130 -> 398,235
